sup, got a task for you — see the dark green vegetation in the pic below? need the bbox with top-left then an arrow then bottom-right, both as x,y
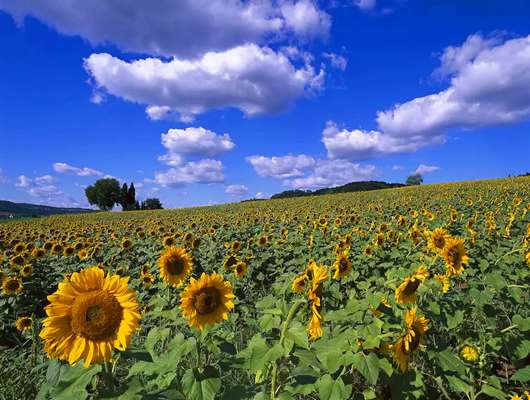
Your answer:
85,178 -> 163,211
271,180 -> 405,199
0,200 -> 94,219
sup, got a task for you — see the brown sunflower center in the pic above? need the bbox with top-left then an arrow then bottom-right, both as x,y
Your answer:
194,287 -> 220,315
402,278 -> 420,295
447,247 -> 462,265
434,236 -> 445,248
167,256 -> 185,276
338,258 -> 350,273
6,279 -> 20,291
71,290 -> 123,340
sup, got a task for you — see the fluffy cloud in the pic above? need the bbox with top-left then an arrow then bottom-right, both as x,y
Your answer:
280,0 -> 330,38
323,52 -> 348,70
53,162 -> 104,177
246,154 -> 316,178
154,159 -> 224,187
15,175 -> 63,198
414,164 -> 440,175
377,34 -> 530,137
255,192 -> 270,199
0,0 -> 330,58
85,44 -> 324,122
322,121 -> 444,160
225,184 -> 249,196
286,159 -> 378,190
160,127 -> 235,161
326,34 -> 530,160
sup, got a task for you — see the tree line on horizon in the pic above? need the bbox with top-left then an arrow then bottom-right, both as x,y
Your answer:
85,178 -> 162,211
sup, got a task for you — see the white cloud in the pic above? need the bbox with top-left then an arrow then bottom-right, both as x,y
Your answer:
0,0 -> 330,58
157,153 -> 184,167
413,164 -> 440,175
354,0 -> 376,11
280,0 -> 331,38
392,165 -> 404,171
325,34 -> 530,160
154,159 -> 224,187
15,175 -> 63,198
246,154 -> 316,178
255,191 -> 270,199
84,44 -> 324,122
377,34 -> 530,137
322,121 -> 444,160
53,162 -> 104,177
161,127 -> 235,158
285,159 -> 378,190
323,52 -> 348,71
225,184 -> 249,196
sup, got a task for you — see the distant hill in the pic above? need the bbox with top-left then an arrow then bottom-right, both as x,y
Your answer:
271,180 -> 406,199
0,200 -> 96,219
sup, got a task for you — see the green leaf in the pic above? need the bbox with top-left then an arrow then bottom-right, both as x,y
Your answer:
446,376 -> 472,395
512,366 -> 530,382
351,353 -> 380,386
513,315 -> 530,331
317,374 -> 352,400
445,310 -> 464,330
436,349 -> 467,375
238,334 -> 270,373
515,340 -> 530,360
37,363 -> 102,400
181,367 -> 221,400
480,384 -> 505,399
145,327 -> 171,358
285,322 -> 309,350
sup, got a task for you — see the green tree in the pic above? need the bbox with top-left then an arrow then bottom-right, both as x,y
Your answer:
84,178 -> 121,211
119,183 -> 129,210
141,198 -> 163,210
406,174 -> 423,185
127,183 -> 136,210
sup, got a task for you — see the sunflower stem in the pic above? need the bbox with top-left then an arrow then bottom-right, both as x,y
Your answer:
103,361 -> 114,393
270,299 -> 305,400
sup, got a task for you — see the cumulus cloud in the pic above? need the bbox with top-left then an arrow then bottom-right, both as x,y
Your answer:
377,34 -> 530,137
225,184 -> 249,196
326,34 -> 530,160
255,191 -> 270,199
0,0 -> 330,58
285,159 -> 378,190
160,127 -> 235,160
15,175 -> 63,198
280,0 -> 331,38
323,52 -> 348,70
154,159 -> 224,187
246,154 -> 316,178
84,44 -> 324,122
392,165 -> 404,171
53,162 -> 104,177
414,164 -> 440,175
322,121 -> 444,160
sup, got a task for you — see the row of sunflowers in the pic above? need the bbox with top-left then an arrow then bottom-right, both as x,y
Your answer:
1,176 -> 529,399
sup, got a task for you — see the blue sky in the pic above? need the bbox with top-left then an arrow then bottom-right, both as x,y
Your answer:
0,0 -> 529,209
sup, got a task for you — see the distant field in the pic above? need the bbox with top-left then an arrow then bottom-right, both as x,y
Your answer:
1,176 -> 529,399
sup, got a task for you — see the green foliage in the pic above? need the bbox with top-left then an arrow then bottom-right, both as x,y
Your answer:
406,174 -> 423,185
85,178 -> 121,210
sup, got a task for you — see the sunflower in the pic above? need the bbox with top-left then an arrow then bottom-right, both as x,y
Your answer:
13,242 -> 25,254
39,267 -> 140,367
428,228 -> 449,253
180,272 -> 235,331
443,237 -> 469,276
223,255 -> 238,271
233,261 -> 247,279
307,303 -> 323,341
63,246 -> 75,257
258,235 -> 268,247
394,307 -> 429,372
2,276 -> 23,296
292,273 -> 308,293
363,246 -> 374,257
142,273 -> 155,288
525,250 -> 530,267
121,238 -> 133,250
460,345 -> 479,363
16,316 -> 33,332
10,255 -> 25,267
32,248 -> 46,258
162,236 -> 175,247
332,251 -> 352,280
434,273 -> 450,293
395,265 -> 429,305
158,246 -> 193,288
78,249 -> 89,260
232,241 -> 242,252
20,264 -> 34,278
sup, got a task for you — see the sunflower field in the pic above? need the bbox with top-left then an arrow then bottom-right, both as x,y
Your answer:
1,176 -> 530,400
